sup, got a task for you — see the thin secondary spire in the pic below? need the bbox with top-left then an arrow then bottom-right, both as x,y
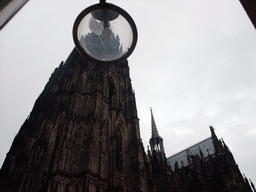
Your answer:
151,108 -> 160,138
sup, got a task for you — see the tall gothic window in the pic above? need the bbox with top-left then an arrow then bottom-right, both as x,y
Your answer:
108,77 -> 115,101
115,131 -> 123,173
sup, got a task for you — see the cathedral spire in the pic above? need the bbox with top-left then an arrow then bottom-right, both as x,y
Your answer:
151,107 -> 160,138
149,108 -> 165,161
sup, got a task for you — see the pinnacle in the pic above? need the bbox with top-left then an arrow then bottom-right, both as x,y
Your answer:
151,108 -> 161,138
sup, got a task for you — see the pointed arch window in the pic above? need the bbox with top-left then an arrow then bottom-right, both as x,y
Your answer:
115,131 -> 123,173
108,77 -> 116,100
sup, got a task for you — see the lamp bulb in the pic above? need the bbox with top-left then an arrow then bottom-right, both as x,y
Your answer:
102,28 -> 112,39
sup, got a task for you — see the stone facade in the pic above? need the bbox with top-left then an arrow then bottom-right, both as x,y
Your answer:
0,48 -> 147,192
0,48 -> 255,191
1,1 -> 256,189
145,125 -> 255,192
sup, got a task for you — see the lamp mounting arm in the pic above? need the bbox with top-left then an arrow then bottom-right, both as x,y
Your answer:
100,0 -> 106,6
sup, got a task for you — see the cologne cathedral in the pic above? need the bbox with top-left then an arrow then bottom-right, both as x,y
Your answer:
1,0 -> 256,191
0,47 -> 255,191
146,112 -> 255,192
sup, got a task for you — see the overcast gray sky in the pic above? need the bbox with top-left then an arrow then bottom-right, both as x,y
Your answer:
1,0 -> 256,184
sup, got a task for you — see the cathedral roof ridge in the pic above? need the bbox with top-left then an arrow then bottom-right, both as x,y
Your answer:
166,136 -> 212,159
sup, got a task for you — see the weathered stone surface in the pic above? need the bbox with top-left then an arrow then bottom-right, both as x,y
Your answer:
1,30 -> 255,191
0,48 -> 147,192
145,124 -> 255,192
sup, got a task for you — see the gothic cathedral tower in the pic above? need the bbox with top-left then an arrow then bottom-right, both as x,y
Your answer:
149,108 -> 165,162
0,48 -> 147,192
148,109 -> 170,192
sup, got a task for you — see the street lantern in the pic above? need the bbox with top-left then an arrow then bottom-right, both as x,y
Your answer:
73,0 -> 137,65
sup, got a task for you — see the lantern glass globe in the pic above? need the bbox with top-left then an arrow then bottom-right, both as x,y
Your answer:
73,3 -> 137,64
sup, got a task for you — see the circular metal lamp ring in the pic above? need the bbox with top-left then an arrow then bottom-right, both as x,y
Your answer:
73,3 -> 138,65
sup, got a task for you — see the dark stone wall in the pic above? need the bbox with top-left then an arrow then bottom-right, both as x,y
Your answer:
145,127 -> 254,192
0,48 -> 147,192
240,0 -> 256,29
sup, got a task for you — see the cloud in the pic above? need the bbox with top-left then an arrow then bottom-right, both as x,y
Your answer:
1,0 -> 256,184
172,126 -> 194,137
248,128 -> 256,135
